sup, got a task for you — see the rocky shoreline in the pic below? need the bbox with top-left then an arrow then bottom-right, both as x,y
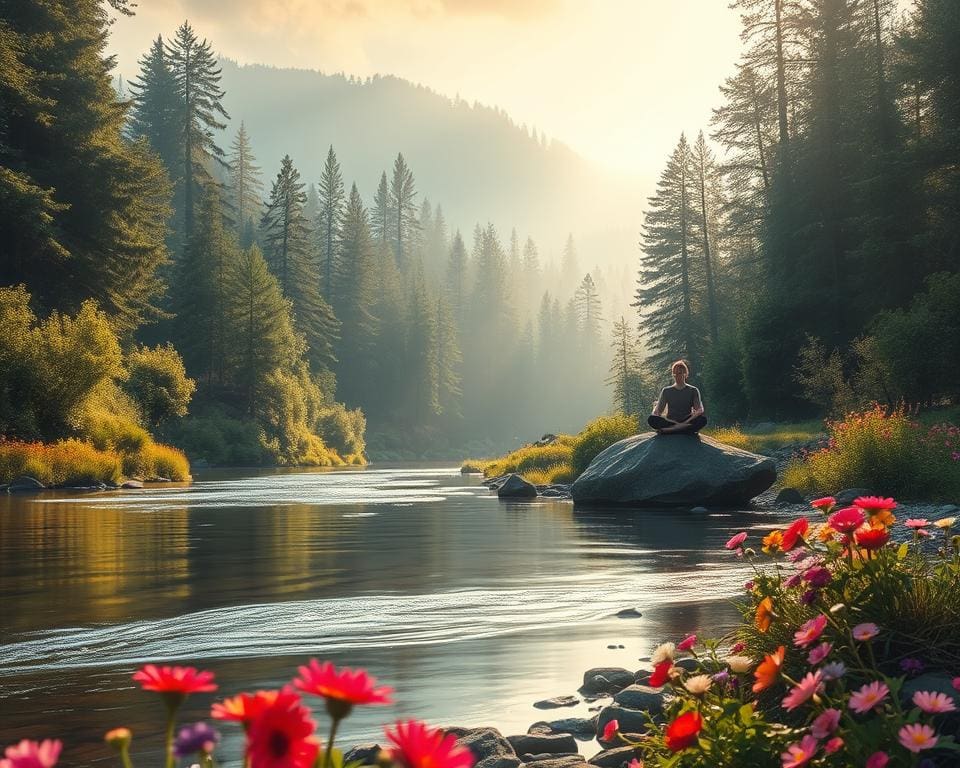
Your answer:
0,475 -> 176,493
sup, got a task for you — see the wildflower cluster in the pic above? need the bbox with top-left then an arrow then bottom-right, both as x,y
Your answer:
615,494 -> 960,767
1,662 -> 474,768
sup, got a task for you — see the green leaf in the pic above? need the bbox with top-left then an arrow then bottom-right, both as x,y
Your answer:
739,704 -> 755,726
897,542 -> 909,560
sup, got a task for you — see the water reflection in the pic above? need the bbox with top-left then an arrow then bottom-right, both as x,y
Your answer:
0,466 -> 784,766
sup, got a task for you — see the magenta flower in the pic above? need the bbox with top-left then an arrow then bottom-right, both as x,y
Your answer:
852,623 -> 879,641
810,496 -> 836,513
744,580 -> 755,591
953,677 -> 960,692
849,681 -> 890,714
900,657 -> 924,676
677,634 -> 697,652
803,567 -> 831,588
0,740 -> 62,768
912,691 -> 957,714
828,506 -> 865,534
782,671 -> 823,711
810,708 -> 841,739
905,518 -> 930,529
602,719 -> 619,741
807,642 -> 832,665
823,736 -> 843,755
793,615 -> 827,648
780,734 -> 818,768
898,723 -> 938,753
725,532 -> 748,550
784,573 -> 803,589
731,642 -> 746,654
865,752 -> 889,768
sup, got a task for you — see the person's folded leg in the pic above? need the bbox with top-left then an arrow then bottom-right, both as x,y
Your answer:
675,414 -> 708,434
647,414 -> 675,430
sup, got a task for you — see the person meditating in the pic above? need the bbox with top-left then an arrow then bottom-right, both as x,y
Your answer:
647,359 -> 708,435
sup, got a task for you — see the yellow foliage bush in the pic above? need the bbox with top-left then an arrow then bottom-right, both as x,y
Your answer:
570,414 -> 638,475
0,440 -> 122,486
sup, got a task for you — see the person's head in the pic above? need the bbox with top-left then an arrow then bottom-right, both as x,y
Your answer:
671,359 -> 689,385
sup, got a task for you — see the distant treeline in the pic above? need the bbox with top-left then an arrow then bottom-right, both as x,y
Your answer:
628,0 -> 960,422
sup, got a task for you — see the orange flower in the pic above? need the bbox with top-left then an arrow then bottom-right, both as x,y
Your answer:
762,530 -> 783,554
868,509 -> 896,528
755,596 -> 775,633
752,645 -> 786,693
212,690 -> 280,724
814,523 -> 836,542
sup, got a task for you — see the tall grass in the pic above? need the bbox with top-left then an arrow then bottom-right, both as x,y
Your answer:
0,439 -> 123,486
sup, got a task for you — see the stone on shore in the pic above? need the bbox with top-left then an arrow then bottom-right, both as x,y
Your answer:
580,667 -> 635,694
587,746 -> 642,768
507,734 -> 577,756
8,475 -> 45,492
498,474 -> 538,499
528,718 -> 598,739
571,432 -> 776,507
533,695 -> 579,710
344,744 -> 381,764
775,487 -> 805,505
612,685 -> 665,718
595,705 -> 649,741
522,758 -> 588,768
449,727 -> 521,768
121,479 -> 144,489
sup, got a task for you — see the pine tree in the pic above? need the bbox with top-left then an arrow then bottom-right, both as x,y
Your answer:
226,244 -> 301,412
227,122 -> 263,248
690,132 -> 723,344
635,134 -> 705,373
371,171 -> 392,246
335,184 -> 378,405
389,153 -> 419,270
261,155 -> 339,374
127,35 -> 180,173
318,145 -> 345,301
560,234 -> 580,288
166,21 -> 229,245
0,0 -> 170,332
435,294 -> 462,419
173,185 -> 237,384
607,317 -> 646,415
574,273 -> 603,342
405,263 -> 438,423
446,230 -> 469,328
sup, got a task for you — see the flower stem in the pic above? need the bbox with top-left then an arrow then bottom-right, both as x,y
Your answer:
324,716 -> 341,768
119,745 -> 134,768
164,713 -> 176,768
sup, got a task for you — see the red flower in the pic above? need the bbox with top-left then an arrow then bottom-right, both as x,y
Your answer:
810,497 -> 836,513
854,526 -> 890,551
602,720 -> 619,741
828,506 -> 864,534
1,739 -> 62,768
677,634 -> 697,652
385,720 -> 474,768
663,711 -> 703,752
246,689 -> 319,768
132,665 -> 217,695
854,496 -> 897,513
781,518 -> 810,551
294,660 -> 393,710
647,660 -> 673,688
212,690 -> 280,723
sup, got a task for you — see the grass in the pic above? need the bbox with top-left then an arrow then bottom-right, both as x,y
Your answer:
703,419 -> 825,454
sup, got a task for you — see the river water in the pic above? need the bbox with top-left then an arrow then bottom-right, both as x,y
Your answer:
0,465 -> 780,765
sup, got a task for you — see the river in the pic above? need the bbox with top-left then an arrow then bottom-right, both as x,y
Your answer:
0,465 -> 780,765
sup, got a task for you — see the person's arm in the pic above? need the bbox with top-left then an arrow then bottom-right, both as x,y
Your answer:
690,387 -> 704,418
652,389 -> 666,416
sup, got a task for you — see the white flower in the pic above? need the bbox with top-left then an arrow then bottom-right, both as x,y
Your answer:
725,655 -> 754,673
651,642 -> 676,665
683,674 -> 712,695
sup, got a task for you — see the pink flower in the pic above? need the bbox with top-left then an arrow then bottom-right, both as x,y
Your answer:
782,671 -> 823,711
810,708 -> 841,739
731,642 -> 746,654
676,634 -> 697,652
828,506 -> 864,534
865,752 -> 889,768
807,642 -> 832,665
726,532 -> 748,550
0,740 -> 62,768
912,691 -> 956,714
784,573 -> 803,589
780,734 -> 818,768
385,720 -> 474,768
602,720 -> 619,741
803,567 -> 831,589
849,681 -> 889,714
793,615 -> 827,648
898,723 -> 938,753
294,660 -> 394,707
810,496 -> 836,513
852,623 -> 879,641
953,677 -> 960,692
905,518 -> 930,529
854,496 -> 897,513
823,737 -> 843,755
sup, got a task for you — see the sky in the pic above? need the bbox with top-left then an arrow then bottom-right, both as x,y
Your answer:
107,1 -> 744,181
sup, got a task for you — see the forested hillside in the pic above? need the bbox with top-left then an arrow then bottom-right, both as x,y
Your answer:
618,0 -> 960,424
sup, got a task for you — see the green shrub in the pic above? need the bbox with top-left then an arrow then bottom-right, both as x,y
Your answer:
164,405 -> 269,466
783,405 -> 960,500
481,441 -> 574,479
316,403 -> 367,461
125,343 -> 196,426
570,414 -> 638,475
0,439 -> 123,486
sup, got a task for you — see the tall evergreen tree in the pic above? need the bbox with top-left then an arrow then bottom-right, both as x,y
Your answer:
607,317 -> 646,416
446,230 -> 469,328
0,0 -> 170,332
227,122 -> 263,248
405,263 -> 438,424
435,294 -> 462,419
370,171 -> 392,245
560,234 -> 580,288
166,21 -> 229,245
574,273 -> 603,342
261,155 -> 339,374
318,145 -> 345,301
127,35 -> 180,173
635,134 -> 705,373
389,153 -> 418,270
690,132 -> 723,344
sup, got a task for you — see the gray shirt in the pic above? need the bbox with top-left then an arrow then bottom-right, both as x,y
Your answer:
656,384 -> 702,422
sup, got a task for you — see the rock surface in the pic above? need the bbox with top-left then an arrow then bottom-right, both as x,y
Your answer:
580,667 -> 635,694
497,474 -> 538,499
506,734 -> 577,756
343,744 -> 381,764
612,685 -> 665,718
595,705 -> 649,740
522,758 -> 588,768
8,475 -> 45,492
533,695 -> 580,710
775,487 -> 805,505
587,746 -> 641,768
449,728 -> 521,768
571,432 -> 776,507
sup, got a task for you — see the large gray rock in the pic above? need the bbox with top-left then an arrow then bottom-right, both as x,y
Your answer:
528,719 -> 597,739
588,747 -> 641,768
581,667 -> 635,694
533,695 -> 579,710
450,727 -> 521,768
498,474 -> 538,499
343,744 -> 381,764
522,758 -> 587,768
595,705 -> 650,741
613,685 -> 665,718
571,432 -> 776,507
